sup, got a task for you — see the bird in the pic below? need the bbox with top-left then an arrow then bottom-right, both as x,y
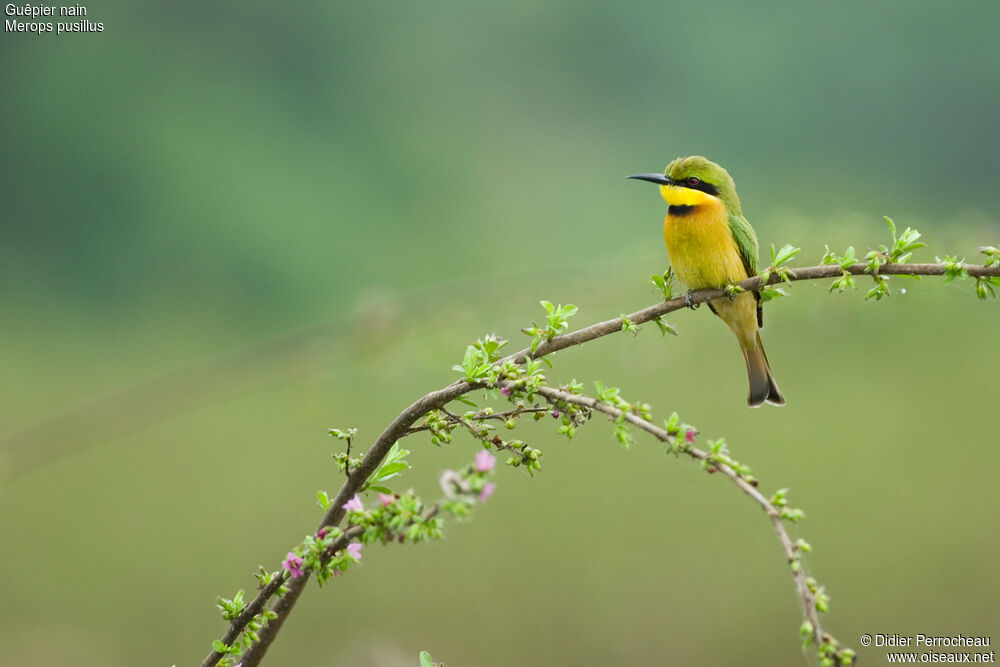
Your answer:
628,155 -> 784,407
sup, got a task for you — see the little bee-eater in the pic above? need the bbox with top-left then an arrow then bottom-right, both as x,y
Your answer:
629,156 -> 785,407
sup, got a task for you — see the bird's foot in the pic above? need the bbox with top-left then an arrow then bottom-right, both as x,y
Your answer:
684,290 -> 700,309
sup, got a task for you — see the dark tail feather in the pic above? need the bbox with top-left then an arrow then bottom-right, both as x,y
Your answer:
743,333 -> 785,408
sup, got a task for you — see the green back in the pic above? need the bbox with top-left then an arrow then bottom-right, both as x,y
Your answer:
728,213 -> 760,278
729,212 -> 764,327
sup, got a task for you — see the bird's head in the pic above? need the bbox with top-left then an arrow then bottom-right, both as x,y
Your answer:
629,155 -> 742,215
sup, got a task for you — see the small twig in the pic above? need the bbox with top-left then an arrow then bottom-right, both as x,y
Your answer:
343,436 -> 352,481
438,407 -> 541,464
439,407 -> 488,438
402,406 -> 549,436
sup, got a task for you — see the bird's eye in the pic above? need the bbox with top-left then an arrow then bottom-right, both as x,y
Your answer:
686,177 -> 701,187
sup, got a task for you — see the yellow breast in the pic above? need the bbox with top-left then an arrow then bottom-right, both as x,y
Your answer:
662,196 -> 747,289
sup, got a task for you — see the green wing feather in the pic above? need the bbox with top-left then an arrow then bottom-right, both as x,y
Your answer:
728,213 -> 764,327
728,213 -> 759,276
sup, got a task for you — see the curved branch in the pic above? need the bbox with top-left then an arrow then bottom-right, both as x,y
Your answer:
532,384 -> 824,650
205,260 -> 998,666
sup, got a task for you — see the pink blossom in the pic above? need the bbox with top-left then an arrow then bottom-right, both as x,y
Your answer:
347,542 -> 363,561
685,429 -> 696,445
479,482 -> 497,503
342,494 -> 364,512
316,527 -> 329,539
282,552 -> 304,579
378,493 -> 394,507
500,386 -> 511,396
551,411 -> 560,418
475,450 -> 496,473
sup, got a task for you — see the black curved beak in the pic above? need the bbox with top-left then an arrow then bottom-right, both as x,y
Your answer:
627,173 -> 676,185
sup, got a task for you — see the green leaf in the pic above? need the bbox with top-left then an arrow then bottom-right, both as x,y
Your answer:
980,245 -> 1000,267
664,412 -> 679,433
614,422 -> 632,448
820,245 -> 836,265
649,268 -> 674,299
367,442 -> 410,487
372,461 -> 408,481
211,640 -> 239,655
317,491 -> 331,511
419,651 -> 434,667
839,246 -> 857,269
800,620 -> 814,647
653,316 -> 678,336
891,226 -> 925,262
937,255 -> 969,283
864,246 -> 887,274
884,215 -> 896,239
975,276 -> 997,300
770,243 -> 801,268
820,245 -> 857,271
759,286 -> 788,302
865,276 -> 890,301
829,272 -> 856,293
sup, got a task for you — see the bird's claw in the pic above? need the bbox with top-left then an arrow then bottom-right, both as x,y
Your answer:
684,290 -> 699,309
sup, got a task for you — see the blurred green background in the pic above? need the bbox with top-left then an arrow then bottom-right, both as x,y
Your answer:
2,1 -> 998,665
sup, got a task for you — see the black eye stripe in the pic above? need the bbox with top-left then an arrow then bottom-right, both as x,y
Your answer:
685,179 -> 719,196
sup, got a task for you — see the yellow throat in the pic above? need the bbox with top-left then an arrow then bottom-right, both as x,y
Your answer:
660,189 -> 745,289
659,183 -> 718,207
